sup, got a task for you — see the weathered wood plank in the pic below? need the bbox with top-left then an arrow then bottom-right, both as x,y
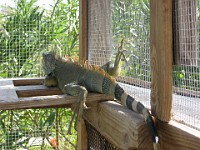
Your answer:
13,78 -> 44,86
157,120 -> 200,150
173,86 -> 200,98
16,85 -> 53,91
117,77 -> 200,98
0,80 -> 18,102
150,0 -> 173,121
83,101 -> 153,150
79,0 -> 88,61
0,93 -> 113,110
77,118 -> 88,150
16,85 -> 62,97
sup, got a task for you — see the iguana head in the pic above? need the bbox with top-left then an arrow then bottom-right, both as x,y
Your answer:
42,51 -> 57,75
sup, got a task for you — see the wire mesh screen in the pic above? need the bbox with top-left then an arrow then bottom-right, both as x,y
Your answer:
0,108 -> 77,150
88,0 -> 113,66
0,0 -> 79,78
172,0 -> 200,130
85,121 -> 119,150
0,1 -> 79,149
88,0 -> 151,108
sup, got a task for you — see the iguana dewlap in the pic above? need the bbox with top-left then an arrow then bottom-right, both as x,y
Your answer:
42,51 -> 159,148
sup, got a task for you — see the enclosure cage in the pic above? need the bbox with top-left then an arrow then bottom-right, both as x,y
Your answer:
0,0 -> 200,150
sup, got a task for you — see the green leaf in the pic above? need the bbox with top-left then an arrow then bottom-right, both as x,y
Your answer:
43,111 -> 56,127
179,73 -> 184,79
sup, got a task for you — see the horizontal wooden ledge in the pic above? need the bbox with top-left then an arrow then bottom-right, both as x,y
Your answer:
13,77 -> 44,86
0,93 -> 113,110
83,101 -> 153,150
117,76 -> 200,98
0,78 -> 113,110
157,120 -> 200,150
16,85 -> 63,97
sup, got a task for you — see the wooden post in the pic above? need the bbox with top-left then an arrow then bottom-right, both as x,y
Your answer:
150,0 -> 173,122
79,0 -> 88,62
77,1 -> 88,149
77,118 -> 88,150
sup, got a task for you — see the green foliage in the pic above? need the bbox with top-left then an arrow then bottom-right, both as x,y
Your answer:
0,0 -> 79,149
0,109 -> 76,149
0,0 -> 79,78
173,65 -> 200,91
112,0 -> 199,90
112,0 -> 150,81
0,0 -> 45,77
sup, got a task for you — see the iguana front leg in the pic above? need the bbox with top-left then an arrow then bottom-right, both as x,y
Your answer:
63,83 -> 88,134
44,74 -> 58,87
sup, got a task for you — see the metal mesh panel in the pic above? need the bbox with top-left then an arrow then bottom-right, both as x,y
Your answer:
85,121 -> 119,150
0,1 -> 79,149
88,0 -> 151,108
112,0 -> 151,108
172,0 -> 200,130
88,0 -> 113,66
0,108 -> 76,150
0,0 -> 79,78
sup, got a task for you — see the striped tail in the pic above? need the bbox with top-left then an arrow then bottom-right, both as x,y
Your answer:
114,83 -> 159,146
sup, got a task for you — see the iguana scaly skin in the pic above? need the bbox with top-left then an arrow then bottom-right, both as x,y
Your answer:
101,38 -> 127,77
42,51 -> 158,147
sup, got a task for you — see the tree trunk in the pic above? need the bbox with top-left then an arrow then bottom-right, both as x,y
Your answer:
173,0 -> 198,66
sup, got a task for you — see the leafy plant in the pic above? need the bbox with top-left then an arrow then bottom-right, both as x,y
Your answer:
0,109 -> 76,149
173,65 -> 200,91
0,0 -> 79,78
0,0 -> 79,149
112,0 -> 150,81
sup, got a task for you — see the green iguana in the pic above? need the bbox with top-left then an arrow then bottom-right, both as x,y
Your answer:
43,44 -> 126,88
42,51 -> 159,149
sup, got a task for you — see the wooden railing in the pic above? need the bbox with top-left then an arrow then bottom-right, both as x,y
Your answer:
0,78 -> 153,149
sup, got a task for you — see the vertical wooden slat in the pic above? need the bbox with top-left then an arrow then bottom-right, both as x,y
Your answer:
77,118 -> 88,150
77,1 -> 88,149
150,0 -> 173,122
79,0 -> 88,62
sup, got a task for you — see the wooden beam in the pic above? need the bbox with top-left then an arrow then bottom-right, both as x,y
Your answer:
13,78 -> 44,86
79,0 -> 88,62
83,101 -> 154,150
0,93 -> 112,110
150,0 -> 173,122
77,118 -> 88,150
157,120 -> 200,150
16,85 -> 62,97
0,80 -> 18,102
0,78 -> 113,109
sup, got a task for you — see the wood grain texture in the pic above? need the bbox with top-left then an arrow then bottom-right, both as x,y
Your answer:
157,120 -> 200,150
83,101 -> 153,150
79,0 -> 88,62
0,80 -> 18,102
150,0 -> 173,121
13,78 -> 44,86
0,78 -> 113,110
16,85 -> 62,97
77,118 -> 88,150
0,93 -> 112,110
